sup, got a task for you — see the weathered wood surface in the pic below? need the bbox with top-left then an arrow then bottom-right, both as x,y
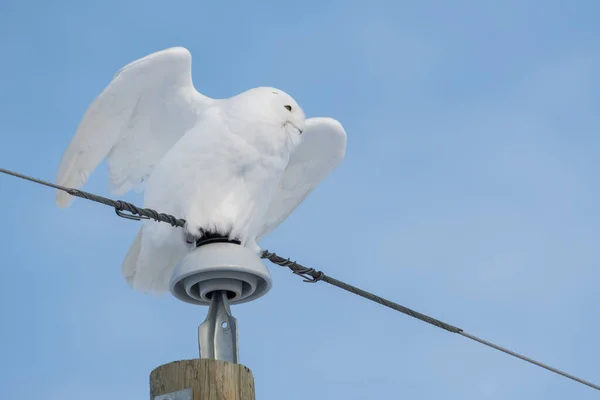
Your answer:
150,359 -> 255,400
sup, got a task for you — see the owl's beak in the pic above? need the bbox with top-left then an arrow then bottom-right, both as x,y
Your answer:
285,121 -> 303,135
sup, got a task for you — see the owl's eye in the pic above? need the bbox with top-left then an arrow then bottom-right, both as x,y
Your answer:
284,105 -> 292,112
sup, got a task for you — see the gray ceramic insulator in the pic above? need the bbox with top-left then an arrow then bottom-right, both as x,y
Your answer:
169,242 -> 272,306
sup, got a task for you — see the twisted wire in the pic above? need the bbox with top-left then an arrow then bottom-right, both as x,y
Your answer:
260,251 -> 462,333
1,166 -> 598,392
0,167 -> 185,227
261,250 -> 600,391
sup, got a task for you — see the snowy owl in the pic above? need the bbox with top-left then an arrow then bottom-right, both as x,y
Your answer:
56,47 -> 347,293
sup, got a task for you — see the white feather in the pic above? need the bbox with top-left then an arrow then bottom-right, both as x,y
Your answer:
257,117 -> 347,240
55,47 -> 210,206
55,47 -> 347,294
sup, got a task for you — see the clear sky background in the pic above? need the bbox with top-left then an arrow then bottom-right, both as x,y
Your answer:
1,1 -> 599,399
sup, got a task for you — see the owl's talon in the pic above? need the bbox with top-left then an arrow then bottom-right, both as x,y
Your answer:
183,222 -> 203,244
185,232 -> 198,244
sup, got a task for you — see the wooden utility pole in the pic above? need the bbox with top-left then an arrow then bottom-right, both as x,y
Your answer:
150,359 -> 255,400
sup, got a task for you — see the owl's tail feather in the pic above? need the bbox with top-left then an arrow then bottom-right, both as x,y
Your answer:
121,228 -> 143,288
121,226 -> 189,294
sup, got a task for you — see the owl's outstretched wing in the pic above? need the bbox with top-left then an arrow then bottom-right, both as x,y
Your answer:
56,46 -> 211,207
257,117 -> 347,240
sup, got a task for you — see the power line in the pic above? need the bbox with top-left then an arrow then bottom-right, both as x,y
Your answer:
0,167 -> 185,227
1,166 -> 598,392
263,251 -> 600,391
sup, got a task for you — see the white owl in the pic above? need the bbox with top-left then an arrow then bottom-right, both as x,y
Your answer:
56,47 -> 346,294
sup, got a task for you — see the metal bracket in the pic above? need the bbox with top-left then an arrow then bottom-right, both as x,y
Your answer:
199,290 -> 239,363
154,388 -> 192,400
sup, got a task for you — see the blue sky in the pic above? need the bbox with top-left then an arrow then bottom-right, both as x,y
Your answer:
1,0 -> 599,398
